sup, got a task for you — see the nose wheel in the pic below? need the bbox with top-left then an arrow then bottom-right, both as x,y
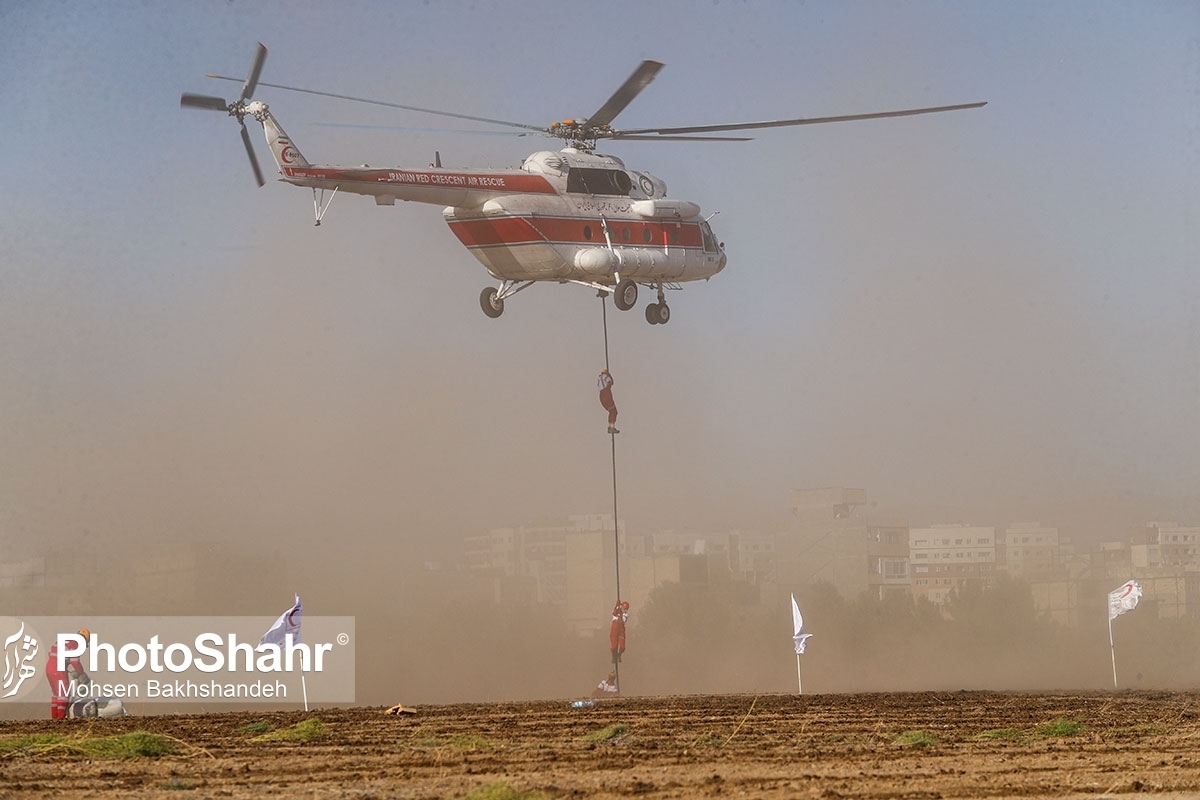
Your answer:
479,280 -> 536,318
480,286 -> 504,318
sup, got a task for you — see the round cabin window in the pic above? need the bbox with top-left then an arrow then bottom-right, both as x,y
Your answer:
622,227 -> 631,242
642,226 -> 652,243
583,225 -> 593,241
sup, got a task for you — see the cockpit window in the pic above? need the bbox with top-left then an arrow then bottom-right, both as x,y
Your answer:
566,168 -> 633,196
700,221 -> 719,253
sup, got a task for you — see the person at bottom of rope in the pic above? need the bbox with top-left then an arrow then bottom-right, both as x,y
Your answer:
591,671 -> 619,698
46,629 -> 127,719
598,368 -> 619,434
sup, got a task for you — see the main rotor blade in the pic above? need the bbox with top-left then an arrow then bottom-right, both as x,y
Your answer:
241,123 -> 265,187
311,122 -> 537,137
206,74 -> 546,133
619,101 -> 988,136
240,42 -> 268,102
181,93 -> 230,111
610,133 -> 752,142
585,60 -> 664,132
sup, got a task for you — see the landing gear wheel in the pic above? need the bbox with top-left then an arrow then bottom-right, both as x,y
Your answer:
480,286 -> 504,318
613,279 -> 638,311
646,302 -> 670,325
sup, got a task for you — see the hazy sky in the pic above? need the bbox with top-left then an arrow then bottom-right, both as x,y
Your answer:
1,0 -> 1197,566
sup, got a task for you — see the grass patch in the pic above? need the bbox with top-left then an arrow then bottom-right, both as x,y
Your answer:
977,728 -> 1026,742
580,723 -> 628,743
1112,723 -> 1166,738
0,731 -> 177,758
461,782 -> 551,800
820,733 -> 872,744
250,718 -> 327,742
893,730 -> 938,748
0,734 -> 67,756
237,721 -> 273,734
91,731 -> 177,757
1034,718 -> 1084,738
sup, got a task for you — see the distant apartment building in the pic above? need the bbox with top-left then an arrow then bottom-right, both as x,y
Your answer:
866,523 -> 911,598
463,514 -> 693,636
909,524 -> 996,605
1003,522 -> 1064,578
778,488 -> 910,600
1132,522 -> 1200,569
729,530 -> 776,585
462,495 -> 1200,629
461,515 -> 783,636
463,514 -> 627,607
638,529 -> 774,585
1124,522 -> 1200,619
1011,521 -> 1200,624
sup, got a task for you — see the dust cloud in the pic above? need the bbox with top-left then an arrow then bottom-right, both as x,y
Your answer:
2,91 -> 1197,713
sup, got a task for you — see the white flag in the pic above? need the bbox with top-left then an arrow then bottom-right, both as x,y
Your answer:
1108,580 -> 1142,621
791,593 -> 813,654
260,594 -> 302,647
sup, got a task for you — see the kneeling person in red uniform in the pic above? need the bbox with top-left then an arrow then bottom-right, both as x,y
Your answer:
45,629 -> 126,719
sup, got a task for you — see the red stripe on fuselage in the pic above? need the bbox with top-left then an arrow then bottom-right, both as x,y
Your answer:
446,215 -> 705,248
448,216 -> 545,248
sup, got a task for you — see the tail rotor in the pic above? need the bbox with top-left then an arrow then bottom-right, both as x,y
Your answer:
181,43 -> 269,186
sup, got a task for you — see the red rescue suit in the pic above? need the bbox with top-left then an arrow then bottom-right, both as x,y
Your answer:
45,645 -> 77,720
609,601 -> 628,663
598,371 -> 617,426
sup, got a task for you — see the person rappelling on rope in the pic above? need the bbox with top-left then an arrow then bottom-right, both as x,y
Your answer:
609,600 -> 629,663
598,368 -> 619,434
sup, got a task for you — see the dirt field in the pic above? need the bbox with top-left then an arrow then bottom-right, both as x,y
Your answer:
3,691 -> 1200,798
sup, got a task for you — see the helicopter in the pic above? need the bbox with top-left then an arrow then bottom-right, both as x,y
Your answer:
182,44 -> 984,324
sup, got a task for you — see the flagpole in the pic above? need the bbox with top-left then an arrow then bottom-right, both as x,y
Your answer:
796,653 -> 802,695
1109,614 -> 1118,689
301,672 -> 309,712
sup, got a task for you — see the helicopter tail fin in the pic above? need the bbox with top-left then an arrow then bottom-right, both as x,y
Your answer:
261,110 -> 310,171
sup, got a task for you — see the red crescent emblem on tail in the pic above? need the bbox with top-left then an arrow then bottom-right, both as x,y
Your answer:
280,146 -> 297,164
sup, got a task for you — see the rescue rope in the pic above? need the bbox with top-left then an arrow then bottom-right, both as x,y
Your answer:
601,293 -> 622,688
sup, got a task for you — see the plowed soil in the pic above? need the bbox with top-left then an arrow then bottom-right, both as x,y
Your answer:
3,691 -> 1200,798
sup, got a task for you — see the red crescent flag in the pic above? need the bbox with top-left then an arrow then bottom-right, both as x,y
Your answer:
260,594 -> 303,647
1108,580 -> 1142,621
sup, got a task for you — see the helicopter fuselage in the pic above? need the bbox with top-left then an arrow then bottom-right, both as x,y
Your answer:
272,134 -> 726,287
